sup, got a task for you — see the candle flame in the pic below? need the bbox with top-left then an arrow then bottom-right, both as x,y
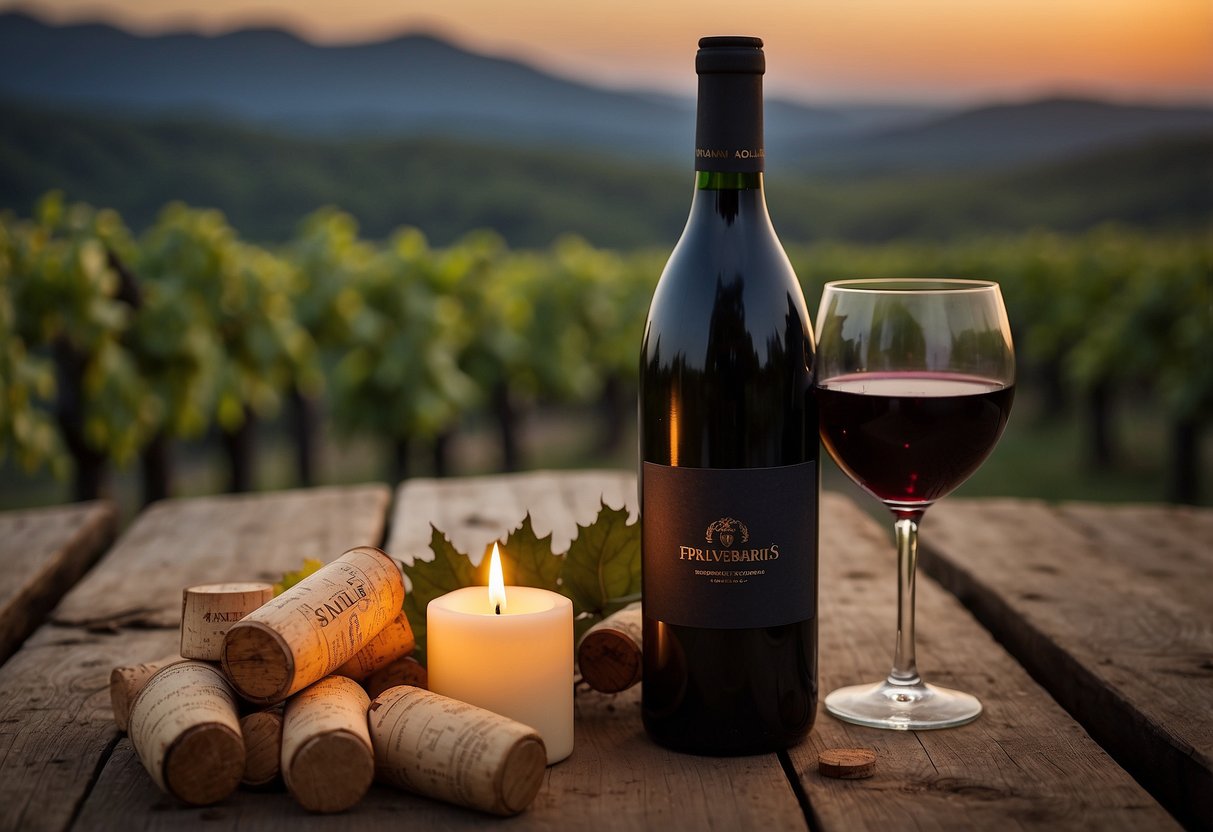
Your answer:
488,542 -> 506,615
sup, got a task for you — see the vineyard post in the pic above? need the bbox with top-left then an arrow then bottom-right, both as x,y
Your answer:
288,386 -> 319,487
1170,418 -> 1202,504
52,338 -> 107,501
1086,381 -> 1117,470
222,406 -> 257,493
493,380 -> 521,472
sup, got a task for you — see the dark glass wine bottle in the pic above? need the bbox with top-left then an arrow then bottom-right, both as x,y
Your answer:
639,36 -> 819,755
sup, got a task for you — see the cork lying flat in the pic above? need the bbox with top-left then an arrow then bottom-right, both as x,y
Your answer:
818,748 -> 877,779
368,685 -> 547,816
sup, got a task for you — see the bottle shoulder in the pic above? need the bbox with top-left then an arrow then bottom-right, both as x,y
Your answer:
644,229 -> 810,361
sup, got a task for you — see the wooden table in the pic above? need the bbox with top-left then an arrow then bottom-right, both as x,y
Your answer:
0,473 -> 1207,831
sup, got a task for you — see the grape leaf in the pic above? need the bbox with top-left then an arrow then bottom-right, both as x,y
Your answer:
401,525 -> 481,665
273,557 -> 324,596
500,512 -> 561,592
561,501 -> 641,642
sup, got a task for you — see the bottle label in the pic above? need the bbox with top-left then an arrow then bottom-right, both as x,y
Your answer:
642,460 -> 817,629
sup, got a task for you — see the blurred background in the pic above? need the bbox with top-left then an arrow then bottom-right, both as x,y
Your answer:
1,0 -> 1210,519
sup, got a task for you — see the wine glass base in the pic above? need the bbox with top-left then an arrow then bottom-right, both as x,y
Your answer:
825,679 -> 982,730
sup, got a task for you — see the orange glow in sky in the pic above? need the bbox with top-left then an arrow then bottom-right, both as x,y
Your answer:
7,0 -> 1211,103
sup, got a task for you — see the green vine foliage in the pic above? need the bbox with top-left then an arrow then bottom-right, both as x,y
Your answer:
0,214 -> 63,473
6,194 -> 153,467
1068,234 -> 1213,421
2,190 -> 1209,497
288,208 -> 378,363
330,226 -> 478,443
435,229 -> 534,403
136,204 -> 316,433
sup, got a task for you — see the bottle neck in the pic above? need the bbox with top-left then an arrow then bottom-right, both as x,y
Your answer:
696,171 -> 763,191
694,71 -> 764,174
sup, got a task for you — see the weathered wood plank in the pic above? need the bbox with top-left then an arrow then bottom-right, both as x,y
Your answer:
2,627 -> 176,831
921,498 -> 1213,830
0,485 -> 390,832
1056,502 -> 1213,612
51,486 -> 389,629
786,493 -> 1177,831
0,501 -> 116,663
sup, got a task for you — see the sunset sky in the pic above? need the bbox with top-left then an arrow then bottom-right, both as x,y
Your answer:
7,0 -> 1212,104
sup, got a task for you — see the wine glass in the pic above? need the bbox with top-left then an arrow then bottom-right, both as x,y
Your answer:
815,278 -> 1015,729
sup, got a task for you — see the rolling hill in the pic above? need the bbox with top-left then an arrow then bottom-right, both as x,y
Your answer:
1,100 -> 1207,246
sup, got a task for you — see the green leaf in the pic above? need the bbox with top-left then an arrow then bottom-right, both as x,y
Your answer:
560,501 -> 641,641
401,525 -> 479,665
500,512 -> 562,591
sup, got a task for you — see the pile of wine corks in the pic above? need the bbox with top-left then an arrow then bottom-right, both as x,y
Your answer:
109,545 -> 545,817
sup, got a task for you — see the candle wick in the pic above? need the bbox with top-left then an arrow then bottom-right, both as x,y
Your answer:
495,604 -> 501,615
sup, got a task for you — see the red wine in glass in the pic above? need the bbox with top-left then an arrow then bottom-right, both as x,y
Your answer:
818,372 -> 1014,509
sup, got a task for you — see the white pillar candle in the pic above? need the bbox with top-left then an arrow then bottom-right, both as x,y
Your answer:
427,546 -> 574,764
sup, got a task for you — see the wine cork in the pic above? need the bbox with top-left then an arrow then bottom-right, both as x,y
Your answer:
364,655 -> 428,700
818,747 -> 878,779
128,661 -> 245,806
222,546 -> 405,704
333,611 -> 416,682
181,582 -> 274,660
368,686 -> 546,817
109,655 -> 184,731
240,709 -> 283,787
281,676 -> 374,813
577,601 -> 642,693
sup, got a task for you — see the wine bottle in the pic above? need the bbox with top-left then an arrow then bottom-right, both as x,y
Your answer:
639,36 -> 818,755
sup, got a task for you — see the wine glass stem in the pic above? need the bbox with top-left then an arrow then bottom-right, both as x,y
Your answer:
889,515 -> 923,687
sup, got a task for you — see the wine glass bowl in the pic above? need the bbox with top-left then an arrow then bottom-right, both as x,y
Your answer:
816,278 -> 1015,730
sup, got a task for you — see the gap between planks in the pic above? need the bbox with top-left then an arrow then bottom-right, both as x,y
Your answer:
778,749 -> 820,832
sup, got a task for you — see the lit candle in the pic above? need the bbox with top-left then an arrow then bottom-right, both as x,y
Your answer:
427,543 -> 574,764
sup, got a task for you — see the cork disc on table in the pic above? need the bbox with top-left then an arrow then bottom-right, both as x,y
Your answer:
578,628 -> 642,693
818,747 -> 877,779
286,731 -> 374,813
222,621 -> 294,703
163,723 -> 245,806
496,736 -> 548,815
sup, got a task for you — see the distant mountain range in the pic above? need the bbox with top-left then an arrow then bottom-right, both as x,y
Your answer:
799,97 -> 1213,173
0,9 -> 925,157
2,10 -> 1211,173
